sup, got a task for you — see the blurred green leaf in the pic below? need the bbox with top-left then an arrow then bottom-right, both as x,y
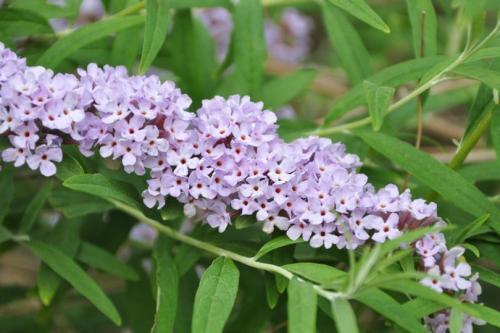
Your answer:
0,8 -> 52,39
231,0 -> 266,99
28,240 -> 122,325
37,219 -> 80,306
288,278 -> 317,333
170,0 -> 229,8
192,256 -> 239,333
449,214 -> 490,244
0,225 -> 12,244
174,243 -> 201,277
63,173 -> 141,209
325,0 -> 390,33
56,148 -> 85,181
262,69 -> 317,109
254,236 -> 304,260
471,264 -> 500,288
362,81 -> 395,131
492,105 -> 500,158
139,0 -> 170,74
283,263 -> 345,286
406,0 -> 438,57
111,26 -> 141,71
355,288 -> 428,332
459,161 -> 500,182
331,298 -> 358,333
37,16 -> 145,69
355,130 -> 500,233
321,3 -> 372,84
151,236 -> 179,333
9,0 -> 75,19
77,242 -> 139,281
165,10 -> 217,105
50,189 -> 114,218
18,182 -> 52,234
449,308 -> 464,333
264,273 -> 280,309
0,165 -> 15,225
453,63 -> 500,89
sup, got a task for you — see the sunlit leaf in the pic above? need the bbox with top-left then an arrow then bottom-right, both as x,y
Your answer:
288,278 -> 317,333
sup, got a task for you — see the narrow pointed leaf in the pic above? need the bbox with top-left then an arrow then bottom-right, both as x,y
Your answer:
37,16 -> 145,68
287,278 -> 317,333
406,0 -> 438,58
192,257 -> 239,333
363,81 -> 395,131
326,0 -> 390,33
262,69 -> 317,109
151,236 -> 179,333
139,0 -> 170,74
18,182 -> 52,233
0,165 -> 15,224
27,241 -> 121,325
331,298 -> 359,333
254,236 -> 303,260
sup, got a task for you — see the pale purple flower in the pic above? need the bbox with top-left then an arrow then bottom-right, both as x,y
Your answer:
26,145 -> 62,176
371,213 -> 402,242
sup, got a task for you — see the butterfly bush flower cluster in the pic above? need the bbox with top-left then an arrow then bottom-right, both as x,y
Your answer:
0,43 -> 483,332
196,7 -> 314,64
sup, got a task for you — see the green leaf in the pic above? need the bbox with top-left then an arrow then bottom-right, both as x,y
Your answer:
287,278 -> 317,333
63,173 -> 140,209
324,56 -> 444,124
0,8 -> 52,39
0,165 -> 15,225
264,274 -> 280,309
18,182 -> 52,234
459,161 -> 500,182
165,10 -> 217,105
0,225 -> 12,244
283,263 -> 345,286
453,63 -> 500,90
331,298 -> 358,333
362,81 -> 395,131
174,243 -> 201,277
380,226 -> 441,257
151,236 -> 179,333
449,308 -> 464,333
321,3 -> 372,84
402,298 -> 446,318
492,105 -> 500,158
55,149 -> 85,181
37,16 -> 145,69
405,0 -> 438,57
9,0 -> 75,19
192,257 -> 240,333
262,69 -> 317,109
355,288 -> 428,333
27,240 -> 121,325
470,264 -> 500,288
139,0 -> 171,74
231,0 -> 266,99
449,214 -> 490,244
355,130 -> 500,233
254,236 -> 304,260
111,26 -> 141,71
170,0 -> 229,8
77,242 -> 138,281
326,0 -> 390,33
36,219 -> 80,306
49,189 -> 115,219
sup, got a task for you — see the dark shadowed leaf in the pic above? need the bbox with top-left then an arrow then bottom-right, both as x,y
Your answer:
18,182 -> 52,233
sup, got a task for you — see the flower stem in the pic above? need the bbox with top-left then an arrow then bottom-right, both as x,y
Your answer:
111,200 -> 343,301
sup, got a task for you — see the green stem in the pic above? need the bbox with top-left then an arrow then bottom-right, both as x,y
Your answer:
112,200 -> 343,301
114,1 -> 146,17
314,21 -> 500,137
448,102 -> 495,170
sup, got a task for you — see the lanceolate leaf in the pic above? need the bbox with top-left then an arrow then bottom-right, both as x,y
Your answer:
63,173 -> 141,209
283,263 -> 345,286
331,298 -> 359,333
406,0 -> 438,57
355,130 -> 500,233
0,8 -> 52,39
492,105 -> 500,158
262,69 -> 317,109
18,182 -> 53,233
355,288 -> 428,333
326,0 -> 390,33
0,165 -> 15,225
77,242 -> 139,281
232,0 -> 266,99
139,0 -> 171,74
321,3 -> 372,85
362,81 -> 395,131
254,236 -> 304,260
287,278 -> 317,333
27,241 -> 122,325
37,16 -> 145,69
192,257 -> 240,333
151,236 -> 179,333
453,64 -> 500,90
459,161 -> 500,182
471,264 -> 500,288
